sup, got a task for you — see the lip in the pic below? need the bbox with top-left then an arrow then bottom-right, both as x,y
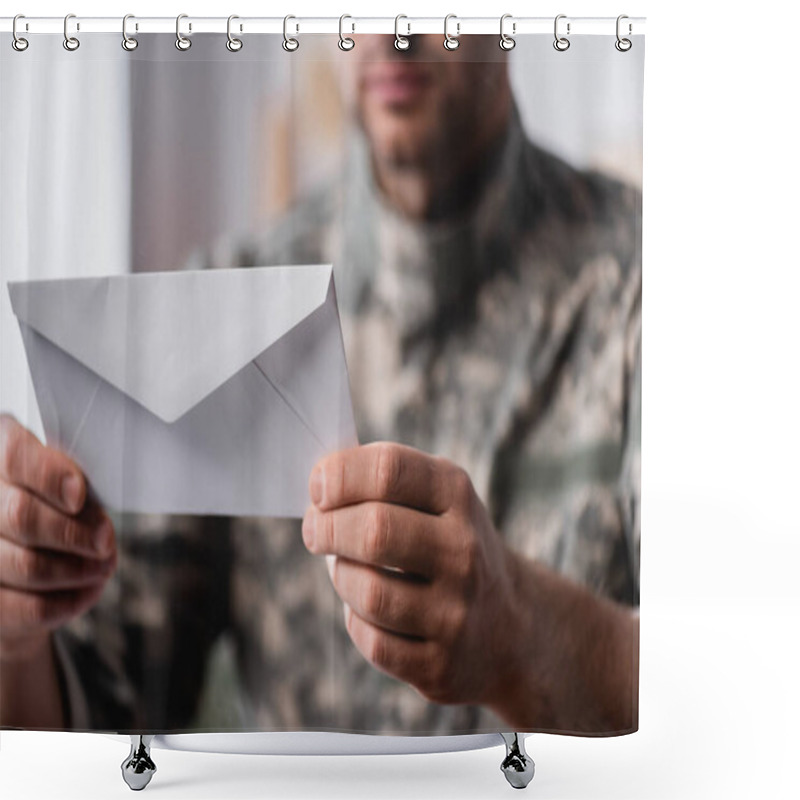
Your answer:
362,64 -> 433,106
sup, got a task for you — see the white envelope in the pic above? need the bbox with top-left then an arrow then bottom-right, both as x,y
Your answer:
7,265 -> 358,518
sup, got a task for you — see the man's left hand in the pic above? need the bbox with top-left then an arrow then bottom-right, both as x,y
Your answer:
302,441 -> 520,707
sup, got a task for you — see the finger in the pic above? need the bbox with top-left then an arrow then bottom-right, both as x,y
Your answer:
328,556 -> 439,639
343,601 -> 435,686
0,581 -> 107,637
0,414 -> 86,514
0,480 -> 115,560
0,537 -> 116,592
303,501 -> 443,578
310,441 -> 461,514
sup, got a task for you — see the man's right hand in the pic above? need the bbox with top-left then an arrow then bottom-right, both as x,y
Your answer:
0,413 -> 116,664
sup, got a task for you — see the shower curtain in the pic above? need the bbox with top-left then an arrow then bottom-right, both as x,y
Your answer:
0,23 -> 644,740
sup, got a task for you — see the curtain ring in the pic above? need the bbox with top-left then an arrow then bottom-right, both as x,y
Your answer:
122,14 -> 138,51
12,14 -> 29,52
443,14 -> 460,50
338,14 -> 355,51
175,14 -> 191,50
615,14 -> 632,51
394,15 -> 410,51
553,14 -> 570,51
227,15 -> 243,51
499,14 -> 515,51
63,13 -> 80,51
283,15 -> 299,51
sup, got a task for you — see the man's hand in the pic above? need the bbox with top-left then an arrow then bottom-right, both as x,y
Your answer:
0,414 -> 117,664
302,441 -> 519,708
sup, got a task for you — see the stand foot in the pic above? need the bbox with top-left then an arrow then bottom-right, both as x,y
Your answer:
500,732 -> 535,789
121,735 -> 157,791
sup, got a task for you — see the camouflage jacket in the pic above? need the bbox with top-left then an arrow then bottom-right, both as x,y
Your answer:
50,100 -> 641,736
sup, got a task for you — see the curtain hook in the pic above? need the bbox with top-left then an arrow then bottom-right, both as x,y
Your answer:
554,14 -> 570,51
499,14 -> 515,51
394,15 -> 410,51
338,14 -> 355,51
615,14 -> 632,51
444,14 -> 460,51
283,15 -> 299,51
227,14 -> 243,51
12,14 -> 29,51
63,13 -> 80,51
175,14 -> 191,50
122,14 -> 138,51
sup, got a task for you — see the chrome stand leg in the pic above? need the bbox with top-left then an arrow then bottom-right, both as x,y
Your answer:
121,734 -> 157,791
500,732 -> 535,789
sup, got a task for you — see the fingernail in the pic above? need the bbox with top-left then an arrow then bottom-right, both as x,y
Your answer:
61,474 -> 82,512
310,466 -> 324,506
93,520 -> 114,556
302,510 -> 316,550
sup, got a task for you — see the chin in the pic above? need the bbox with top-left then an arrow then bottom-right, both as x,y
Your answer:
364,109 -> 439,169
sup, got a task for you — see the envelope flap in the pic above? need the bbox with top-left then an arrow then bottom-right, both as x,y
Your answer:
8,265 -> 334,423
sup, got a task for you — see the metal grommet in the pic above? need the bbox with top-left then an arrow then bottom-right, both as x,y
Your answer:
615,14 -> 632,51
12,14 -> 29,51
122,14 -> 138,51
226,15 -> 243,51
175,14 -> 191,51
283,15 -> 299,51
499,14 -> 515,51
394,15 -> 410,51
444,14 -> 460,50
553,14 -> 570,51
338,14 -> 355,51
63,13 -> 80,51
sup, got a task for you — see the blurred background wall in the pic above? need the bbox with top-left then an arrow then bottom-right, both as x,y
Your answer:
0,35 -> 130,439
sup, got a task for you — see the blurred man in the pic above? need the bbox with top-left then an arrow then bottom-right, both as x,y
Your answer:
1,35 -> 640,735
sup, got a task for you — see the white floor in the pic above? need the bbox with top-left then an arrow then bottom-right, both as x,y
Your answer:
2,596 -> 798,799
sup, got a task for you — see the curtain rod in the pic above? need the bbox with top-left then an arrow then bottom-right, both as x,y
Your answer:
0,16 -> 646,37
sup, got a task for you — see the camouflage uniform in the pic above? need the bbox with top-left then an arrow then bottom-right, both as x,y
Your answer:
49,99 -> 641,735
